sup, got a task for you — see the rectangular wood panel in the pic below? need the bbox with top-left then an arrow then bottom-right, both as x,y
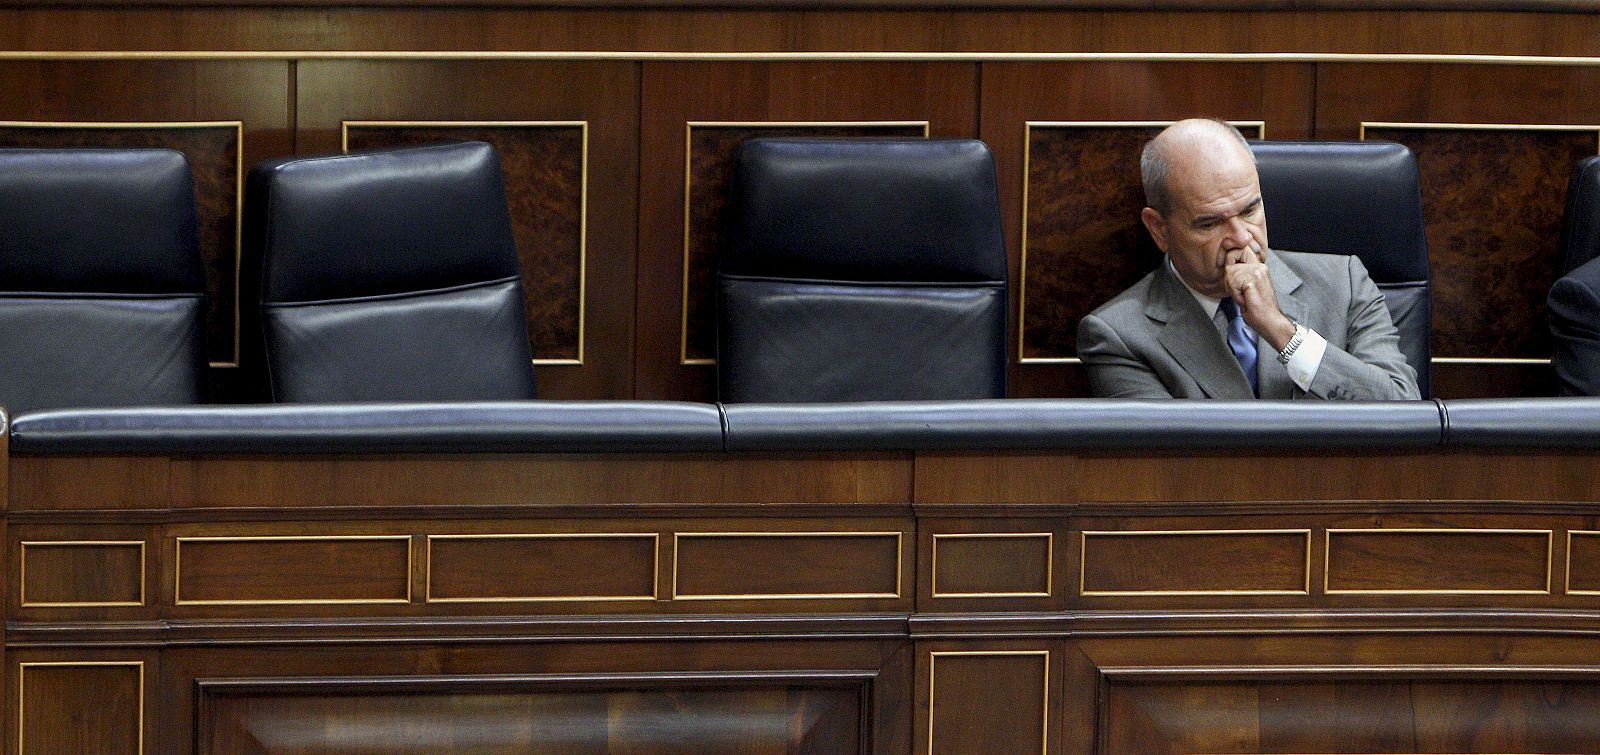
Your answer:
1081,530 -> 1310,596
426,533 -> 657,602
926,651 -> 1048,755
19,662 -> 143,755
673,532 -> 902,600
176,535 -> 412,605
931,533 -> 1052,598
1326,529 -> 1552,594
1568,531 -> 1600,594
19,540 -> 144,607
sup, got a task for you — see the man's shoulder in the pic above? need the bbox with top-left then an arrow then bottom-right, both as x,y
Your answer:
1084,268 -> 1161,323
1273,247 -> 1359,280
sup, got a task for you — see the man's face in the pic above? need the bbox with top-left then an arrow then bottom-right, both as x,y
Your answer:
1141,142 -> 1269,299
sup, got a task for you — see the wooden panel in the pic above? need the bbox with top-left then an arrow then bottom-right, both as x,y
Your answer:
931,533 -> 1052,598
637,61 -> 979,400
198,673 -> 867,755
925,651 -> 1049,755
296,60 -> 639,399
1103,674 -> 1600,754
176,535 -> 412,605
673,532 -> 902,599
978,61 -> 1314,397
1326,528 -> 1552,594
19,661 -> 143,755
1081,530 -> 1310,595
344,122 -> 587,365
19,540 -> 144,607
426,533 -> 657,602
1568,531 -> 1600,594
679,121 -> 928,364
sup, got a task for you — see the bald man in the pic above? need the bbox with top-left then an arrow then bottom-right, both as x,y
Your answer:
1076,119 -> 1419,400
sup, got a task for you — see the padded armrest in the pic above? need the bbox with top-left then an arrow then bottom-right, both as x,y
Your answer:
1440,398 -> 1600,448
9,402 -> 724,455
721,399 -> 1444,451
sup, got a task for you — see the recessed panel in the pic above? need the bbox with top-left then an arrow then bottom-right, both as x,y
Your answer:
20,541 -> 144,607
1080,530 -> 1309,596
20,662 -> 143,755
1326,529 -> 1551,593
927,651 -> 1048,755
345,122 -> 587,364
176,536 -> 411,605
427,533 -> 657,602
1569,531 -> 1600,594
932,533 -> 1052,598
674,532 -> 901,599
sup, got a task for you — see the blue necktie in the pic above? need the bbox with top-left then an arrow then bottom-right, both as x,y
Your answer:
1219,298 -> 1259,396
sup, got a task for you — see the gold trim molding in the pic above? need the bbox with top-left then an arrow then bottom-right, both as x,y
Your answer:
18,660 -> 145,755
1566,530 -> 1600,595
174,534 -> 414,606
18,540 -> 146,608
679,120 -> 931,366
0,120 -> 246,368
927,650 -> 1050,755
1079,528 -> 1312,596
671,530 -> 905,600
1324,527 -> 1554,595
930,532 -> 1053,598
423,532 -> 660,603
342,119 -> 590,366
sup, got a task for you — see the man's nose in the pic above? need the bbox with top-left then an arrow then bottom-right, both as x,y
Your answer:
1223,218 -> 1252,248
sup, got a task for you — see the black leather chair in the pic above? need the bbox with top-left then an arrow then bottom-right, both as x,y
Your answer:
245,141 -> 538,402
1547,156 -> 1600,395
0,148 -> 206,413
716,138 -> 1008,403
1252,140 -> 1433,398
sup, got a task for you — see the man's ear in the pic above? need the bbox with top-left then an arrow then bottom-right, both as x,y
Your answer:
1140,207 -> 1169,254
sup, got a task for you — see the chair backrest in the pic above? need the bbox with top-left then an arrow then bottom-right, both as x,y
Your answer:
1548,156 -> 1600,396
1560,156 -> 1600,275
1252,140 -> 1433,397
245,141 -> 537,403
716,138 -> 1008,403
0,148 -> 206,413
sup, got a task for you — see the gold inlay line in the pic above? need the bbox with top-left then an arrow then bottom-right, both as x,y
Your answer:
174,534 -> 414,606
342,120 -> 590,365
424,533 -> 660,603
18,540 -> 146,608
1565,530 -> 1600,595
0,120 -> 246,368
671,530 -> 905,600
679,120 -> 931,366
927,650 -> 1049,755
1324,528 -> 1554,595
1019,120 -> 1264,364
18,661 -> 145,755
1079,528 -> 1312,596
931,532 -> 1053,598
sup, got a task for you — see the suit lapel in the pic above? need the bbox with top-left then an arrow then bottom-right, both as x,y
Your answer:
1256,251 -> 1308,399
1150,265 -> 1256,399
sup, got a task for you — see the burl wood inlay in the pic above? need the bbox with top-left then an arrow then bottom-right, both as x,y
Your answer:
347,125 -> 585,362
0,124 -> 240,364
1022,124 -> 1261,360
682,124 -> 926,363
1365,126 -> 1598,359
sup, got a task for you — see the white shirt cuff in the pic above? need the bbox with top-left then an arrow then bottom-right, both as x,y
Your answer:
1284,326 -> 1328,391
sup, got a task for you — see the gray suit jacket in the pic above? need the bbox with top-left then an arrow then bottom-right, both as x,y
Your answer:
1077,249 -> 1420,400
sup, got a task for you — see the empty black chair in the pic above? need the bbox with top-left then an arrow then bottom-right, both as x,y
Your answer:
1253,140 -> 1433,397
1547,156 -> 1600,396
0,148 -> 205,413
716,138 -> 1008,403
245,141 -> 537,402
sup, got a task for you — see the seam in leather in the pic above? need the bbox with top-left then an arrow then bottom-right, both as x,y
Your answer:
1434,398 -> 1451,446
718,275 -> 1006,288
264,275 -> 522,308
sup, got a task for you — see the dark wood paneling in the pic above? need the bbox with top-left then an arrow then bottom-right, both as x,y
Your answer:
979,62 -> 1313,397
637,61 -> 979,400
674,531 -> 904,600
18,661 -> 144,754
19,540 -> 144,607
931,533 -> 1052,598
426,533 -> 657,602
296,60 -> 639,399
1326,528 -> 1552,593
200,673 -> 867,755
922,649 -> 1050,755
175,535 -> 411,605
680,122 -> 927,364
1081,529 -> 1309,595
345,123 -> 587,365
1568,531 -> 1600,594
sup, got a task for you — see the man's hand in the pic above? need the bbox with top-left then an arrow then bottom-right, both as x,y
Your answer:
1224,243 -> 1296,351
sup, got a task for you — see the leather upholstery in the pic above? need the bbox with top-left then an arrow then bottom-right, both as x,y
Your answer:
9,401 -> 724,455
1252,140 -> 1433,397
1559,156 -> 1600,274
1439,397 -> 1600,447
722,399 -> 1444,451
245,141 -> 537,402
0,148 -> 205,413
717,138 -> 1008,402
1548,256 -> 1600,396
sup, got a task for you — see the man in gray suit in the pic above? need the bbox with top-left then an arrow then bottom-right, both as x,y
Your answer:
1077,119 -> 1420,400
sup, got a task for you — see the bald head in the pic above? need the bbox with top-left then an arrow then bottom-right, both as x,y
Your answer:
1141,119 -> 1255,216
